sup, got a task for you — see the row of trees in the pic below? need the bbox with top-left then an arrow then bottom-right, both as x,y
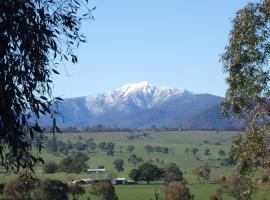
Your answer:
144,145 -> 171,154
128,163 -> 183,184
43,153 -> 89,174
46,136 -> 118,157
2,174 -> 118,200
185,147 -> 226,157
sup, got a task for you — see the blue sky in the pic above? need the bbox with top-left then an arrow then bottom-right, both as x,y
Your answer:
53,0 -> 254,98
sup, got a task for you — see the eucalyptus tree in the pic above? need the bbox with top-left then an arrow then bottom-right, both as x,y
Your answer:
222,0 -> 270,175
0,0 -> 94,172
222,0 -> 270,198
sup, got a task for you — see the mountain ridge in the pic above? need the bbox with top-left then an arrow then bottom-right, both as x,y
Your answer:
45,82 -> 243,130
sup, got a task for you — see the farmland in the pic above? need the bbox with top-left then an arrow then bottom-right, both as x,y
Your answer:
1,131 -> 270,200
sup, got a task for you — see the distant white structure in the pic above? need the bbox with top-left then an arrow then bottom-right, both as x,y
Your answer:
112,178 -> 127,185
86,168 -> 106,173
112,178 -> 136,185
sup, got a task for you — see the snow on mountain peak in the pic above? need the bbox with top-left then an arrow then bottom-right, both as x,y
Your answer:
116,81 -> 155,97
85,82 -> 190,113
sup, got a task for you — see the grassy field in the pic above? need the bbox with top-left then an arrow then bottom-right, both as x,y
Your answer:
1,131 -> 270,200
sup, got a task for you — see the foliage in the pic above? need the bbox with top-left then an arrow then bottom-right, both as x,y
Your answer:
68,183 -> 85,200
91,182 -> 118,200
43,161 -> 58,174
129,168 -> 141,182
222,0 -> 270,175
32,178 -> 69,200
191,147 -> 199,156
150,191 -> 163,200
0,183 -> 4,194
4,174 -> 37,199
192,164 -> 211,182
184,148 -> 189,155
0,0 -> 94,172
217,150 -> 226,157
47,136 -> 58,155
97,165 -> 105,169
58,153 -> 89,173
164,180 -> 194,200
113,159 -> 124,172
204,149 -> 211,157
209,189 -> 223,200
128,154 -> 143,166
88,141 -> 97,152
144,145 -> 170,154
137,163 -> 162,184
162,163 -> 183,182
220,172 -> 254,200
220,157 -> 236,167
74,142 -> 88,152
106,149 -> 114,156
58,157 -> 73,173
98,142 -> 115,156
127,145 -> 135,153
261,171 -> 270,183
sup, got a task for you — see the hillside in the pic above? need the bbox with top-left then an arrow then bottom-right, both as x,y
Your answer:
43,82 -> 243,130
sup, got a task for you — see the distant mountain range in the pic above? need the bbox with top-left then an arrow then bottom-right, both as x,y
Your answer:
44,82 -> 244,130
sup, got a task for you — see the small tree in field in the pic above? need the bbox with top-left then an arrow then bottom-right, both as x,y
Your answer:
127,145 -> 135,153
138,163 -> 161,184
113,159 -> 124,172
162,163 -> 183,183
0,183 -> 4,195
192,164 -> 211,183
204,149 -> 211,157
191,147 -> 199,156
58,153 -> 89,173
184,148 -> 190,156
164,180 -> 194,200
43,162 -> 58,174
4,174 -> 37,199
128,169 -> 141,182
220,172 -> 254,200
91,182 -> 118,200
218,150 -> 226,157
209,189 -> 223,200
32,179 -> 69,200
128,154 -> 143,166
68,183 -> 85,200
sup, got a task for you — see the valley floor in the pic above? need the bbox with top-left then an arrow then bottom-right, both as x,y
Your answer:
1,131 -> 269,200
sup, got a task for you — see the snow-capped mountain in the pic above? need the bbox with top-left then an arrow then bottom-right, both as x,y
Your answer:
45,82 -> 243,130
84,82 -> 189,113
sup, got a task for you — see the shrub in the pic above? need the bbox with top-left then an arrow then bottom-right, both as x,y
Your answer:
138,163 -> 162,184
58,153 -> 89,173
68,183 -> 85,200
209,189 -> 223,200
91,182 -> 118,200
113,159 -> 124,172
164,180 -> 194,200
43,162 -> 58,174
220,172 -> 254,200
261,172 -> 270,183
128,154 -> 143,166
220,158 -> 236,166
0,183 -> 5,194
162,163 -> 183,182
192,164 -> 211,182
32,179 -> 69,200
191,147 -> 199,156
128,169 -> 141,182
218,150 -> 226,157
4,175 -> 37,199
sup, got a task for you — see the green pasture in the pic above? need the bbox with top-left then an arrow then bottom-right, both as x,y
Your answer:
1,131 -> 270,199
